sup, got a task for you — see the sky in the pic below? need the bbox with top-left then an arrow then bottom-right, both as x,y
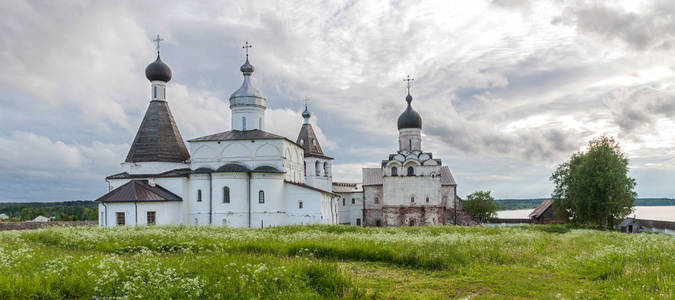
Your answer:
1,0 -> 675,202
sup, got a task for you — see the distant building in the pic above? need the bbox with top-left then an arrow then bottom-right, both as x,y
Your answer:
31,216 -> 50,222
619,218 -> 640,233
0,213 -> 8,220
528,200 -> 561,224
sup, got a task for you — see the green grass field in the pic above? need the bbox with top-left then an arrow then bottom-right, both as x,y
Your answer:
0,225 -> 672,299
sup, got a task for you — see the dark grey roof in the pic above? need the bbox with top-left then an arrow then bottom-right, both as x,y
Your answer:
253,165 -> 283,173
145,55 -> 172,82
106,168 -> 191,180
440,166 -> 456,185
125,100 -> 190,163
296,124 -> 324,157
216,163 -> 250,172
189,129 -> 287,142
193,167 -> 214,174
397,93 -> 422,130
96,180 -> 181,203
528,200 -> 553,218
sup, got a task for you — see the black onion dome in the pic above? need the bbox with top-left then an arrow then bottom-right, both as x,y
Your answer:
397,93 -> 422,129
145,55 -> 172,82
302,106 -> 311,119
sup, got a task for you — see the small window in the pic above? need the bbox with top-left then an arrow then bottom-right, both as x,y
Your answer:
147,211 -> 156,225
323,162 -> 329,177
351,198 -> 355,204
343,198 -> 346,206
391,167 -> 398,176
410,196 -> 415,203
407,166 -> 415,176
376,220 -> 382,227
116,212 -> 125,226
356,218 -> 361,226
304,162 -> 306,175
300,139 -> 304,145
374,197 -> 379,204
312,139 -> 316,146
222,218 -> 228,226
242,117 -> 247,130
194,218 -> 198,225
259,190 -> 265,204
153,86 -> 157,98
315,161 -> 320,176
426,197 -> 429,203
259,117 -> 262,129
299,201 -> 303,209
223,186 -> 230,203
409,139 -> 412,150
197,189 -> 202,202
409,219 -> 415,226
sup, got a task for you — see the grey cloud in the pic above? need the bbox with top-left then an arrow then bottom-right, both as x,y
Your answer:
604,85 -> 675,140
552,1 -> 675,51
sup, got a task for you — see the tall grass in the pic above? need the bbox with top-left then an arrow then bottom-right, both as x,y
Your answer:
1,225 -> 673,299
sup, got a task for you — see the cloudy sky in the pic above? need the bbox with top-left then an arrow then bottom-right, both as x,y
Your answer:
2,0 -> 675,202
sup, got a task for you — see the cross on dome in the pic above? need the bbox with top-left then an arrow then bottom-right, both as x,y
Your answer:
403,75 -> 415,95
153,34 -> 164,55
243,41 -> 252,59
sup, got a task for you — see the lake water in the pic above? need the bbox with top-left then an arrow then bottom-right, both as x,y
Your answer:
496,206 -> 675,222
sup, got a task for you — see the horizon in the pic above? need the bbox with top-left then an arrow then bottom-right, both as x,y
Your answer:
2,1 -> 675,201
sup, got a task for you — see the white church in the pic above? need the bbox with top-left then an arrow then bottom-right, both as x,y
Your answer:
96,41 -> 472,227
97,43 -> 340,227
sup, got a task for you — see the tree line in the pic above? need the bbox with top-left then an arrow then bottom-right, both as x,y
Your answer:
0,201 -> 98,221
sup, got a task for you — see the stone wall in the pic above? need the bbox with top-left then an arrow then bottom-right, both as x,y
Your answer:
0,221 -> 97,231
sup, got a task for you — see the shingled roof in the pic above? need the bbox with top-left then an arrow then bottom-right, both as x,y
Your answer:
125,100 -> 190,163
529,200 -> 553,218
95,180 -> 182,203
440,166 -> 456,185
296,123 -> 327,158
362,168 -> 383,186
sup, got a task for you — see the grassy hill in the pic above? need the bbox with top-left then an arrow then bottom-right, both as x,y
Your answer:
0,225 -> 672,299
495,198 -> 675,211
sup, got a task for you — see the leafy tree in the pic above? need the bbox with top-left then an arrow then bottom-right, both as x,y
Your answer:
463,191 -> 498,222
550,135 -> 636,229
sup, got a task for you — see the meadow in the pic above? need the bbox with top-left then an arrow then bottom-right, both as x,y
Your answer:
0,225 -> 672,299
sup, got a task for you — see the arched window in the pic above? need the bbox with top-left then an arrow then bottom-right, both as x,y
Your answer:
304,162 -> 306,175
300,139 -> 304,146
242,117 -> 247,130
391,167 -> 398,176
409,139 -> 412,150
312,139 -> 316,146
223,186 -> 230,203
299,201 -> 303,209
410,196 -> 415,203
323,162 -> 329,177
407,166 -> 415,176
425,197 -> 429,203
197,189 -> 202,202
315,161 -> 321,176
258,190 -> 265,204
374,197 -> 379,204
